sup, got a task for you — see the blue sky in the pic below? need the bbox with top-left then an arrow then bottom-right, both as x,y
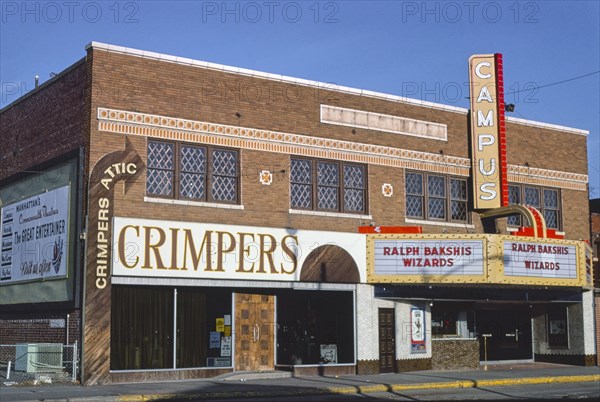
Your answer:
1,0 -> 599,197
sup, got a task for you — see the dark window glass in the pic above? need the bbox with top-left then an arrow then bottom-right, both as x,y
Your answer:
343,164 -> 365,212
179,145 -> 206,200
450,178 -> 467,221
277,291 -> 354,365
508,184 -> 561,230
405,172 -> 424,218
547,307 -> 568,348
290,159 -> 313,209
147,141 -> 174,196
405,172 -> 467,223
211,149 -> 238,202
543,189 -> 560,229
507,185 -> 522,226
290,158 -> 366,214
317,161 -> 339,210
525,187 -> 540,208
427,175 -> 446,220
146,141 -> 239,204
111,286 -> 174,370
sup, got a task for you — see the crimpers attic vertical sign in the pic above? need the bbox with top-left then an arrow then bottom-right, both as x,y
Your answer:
83,140 -> 143,385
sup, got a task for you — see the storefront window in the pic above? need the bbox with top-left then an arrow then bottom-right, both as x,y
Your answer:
111,286 -> 232,370
432,310 -> 459,337
111,286 -> 174,370
277,291 -> 354,365
547,307 -> 568,348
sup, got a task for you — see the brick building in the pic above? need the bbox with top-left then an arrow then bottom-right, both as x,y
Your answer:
0,43 -> 596,384
590,198 -> 600,366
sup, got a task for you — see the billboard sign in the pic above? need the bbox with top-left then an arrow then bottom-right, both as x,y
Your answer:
1,185 -> 70,284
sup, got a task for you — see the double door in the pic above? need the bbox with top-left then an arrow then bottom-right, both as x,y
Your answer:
477,309 -> 532,361
234,293 -> 275,371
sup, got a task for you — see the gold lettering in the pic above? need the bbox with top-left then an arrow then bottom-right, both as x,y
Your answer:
237,232 -> 255,273
118,225 -> 140,269
216,231 -> 235,272
143,226 -> 166,269
280,235 -> 298,274
258,233 -> 277,274
182,229 -> 212,271
169,228 -> 180,270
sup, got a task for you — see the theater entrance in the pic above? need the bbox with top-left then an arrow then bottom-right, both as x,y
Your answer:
476,308 -> 532,362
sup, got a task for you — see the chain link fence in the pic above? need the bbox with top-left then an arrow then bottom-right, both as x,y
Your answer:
0,343 -> 78,385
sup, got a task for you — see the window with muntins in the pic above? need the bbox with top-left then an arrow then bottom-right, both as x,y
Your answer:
146,140 -> 239,204
405,172 -> 468,223
507,184 -> 561,230
290,158 -> 366,214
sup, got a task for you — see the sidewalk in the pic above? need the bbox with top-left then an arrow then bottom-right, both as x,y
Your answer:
1,363 -> 599,402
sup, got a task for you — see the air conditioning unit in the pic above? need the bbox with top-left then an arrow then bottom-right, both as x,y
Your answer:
15,343 -> 63,373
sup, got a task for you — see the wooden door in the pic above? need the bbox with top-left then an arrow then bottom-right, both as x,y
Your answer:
378,308 -> 396,373
234,293 -> 275,371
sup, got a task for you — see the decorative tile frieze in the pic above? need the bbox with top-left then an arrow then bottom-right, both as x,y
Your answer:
97,108 -> 588,191
98,108 -> 470,177
508,165 -> 588,191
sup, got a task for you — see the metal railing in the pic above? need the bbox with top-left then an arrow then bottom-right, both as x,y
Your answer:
0,342 -> 78,385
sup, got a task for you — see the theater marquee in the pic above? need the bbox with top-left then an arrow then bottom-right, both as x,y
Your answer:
367,234 -> 590,287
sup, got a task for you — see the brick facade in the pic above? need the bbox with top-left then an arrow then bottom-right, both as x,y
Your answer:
0,42 -> 595,384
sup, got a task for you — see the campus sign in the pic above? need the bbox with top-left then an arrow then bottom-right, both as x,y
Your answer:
469,54 -> 508,209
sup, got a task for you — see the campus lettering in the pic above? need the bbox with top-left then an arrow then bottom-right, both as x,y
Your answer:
469,54 -> 504,209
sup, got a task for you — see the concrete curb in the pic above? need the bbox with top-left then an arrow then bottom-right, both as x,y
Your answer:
110,374 -> 600,401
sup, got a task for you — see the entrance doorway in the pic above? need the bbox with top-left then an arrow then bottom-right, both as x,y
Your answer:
378,308 -> 396,373
476,309 -> 532,362
234,293 -> 275,371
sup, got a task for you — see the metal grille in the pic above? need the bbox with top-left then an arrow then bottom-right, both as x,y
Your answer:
147,141 -> 174,196
507,185 -> 522,226
211,150 -> 238,202
343,165 -> 365,212
525,187 -> 540,208
428,176 -> 446,220
179,146 -> 206,199
317,162 -> 339,210
290,159 -> 313,209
